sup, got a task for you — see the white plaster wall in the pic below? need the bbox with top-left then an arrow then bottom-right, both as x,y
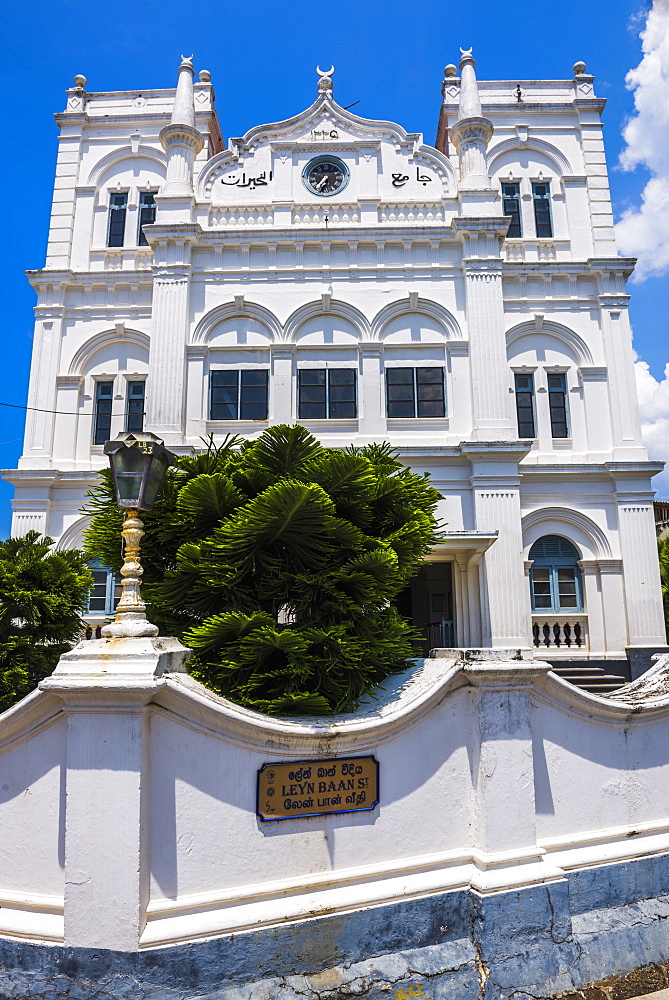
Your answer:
0,714 -> 66,897
148,688 -> 475,902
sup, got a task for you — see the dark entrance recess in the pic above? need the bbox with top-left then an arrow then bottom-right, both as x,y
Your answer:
395,562 -> 455,656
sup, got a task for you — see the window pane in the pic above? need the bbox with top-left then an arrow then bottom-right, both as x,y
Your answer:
137,192 -> 156,246
532,568 -> 552,609
240,370 -> 268,420
94,381 -> 114,445
532,183 -> 553,238
416,369 -> 445,417
107,193 -> 127,248
329,369 -> 357,418
299,370 -> 325,419
210,371 -> 239,419
126,381 -> 145,433
514,373 -> 536,437
502,183 -> 521,238
386,368 -> 413,384
387,383 -> 414,401
387,399 -> 415,418
299,370 -> 326,386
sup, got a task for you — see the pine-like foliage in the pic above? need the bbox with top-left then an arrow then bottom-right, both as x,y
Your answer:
83,426 -> 442,715
659,536 -> 669,631
0,532 -> 93,713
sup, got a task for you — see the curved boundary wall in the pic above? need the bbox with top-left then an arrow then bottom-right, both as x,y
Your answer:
1,639 -> 668,999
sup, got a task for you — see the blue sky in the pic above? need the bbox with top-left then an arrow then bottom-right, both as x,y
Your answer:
0,0 -> 667,537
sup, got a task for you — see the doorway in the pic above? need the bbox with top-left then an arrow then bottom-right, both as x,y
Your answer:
395,562 -> 455,656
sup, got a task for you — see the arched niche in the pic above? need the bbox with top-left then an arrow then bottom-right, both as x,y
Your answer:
381,313 -> 448,345
294,315 -> 359,346
208,317 -> 275,348
68,329 -> 150,378
507,332 -> 581,369
522,507 -> 613,561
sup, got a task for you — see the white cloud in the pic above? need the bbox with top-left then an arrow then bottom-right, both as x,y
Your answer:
635,358 -> 669,496
616,0 -> 669,278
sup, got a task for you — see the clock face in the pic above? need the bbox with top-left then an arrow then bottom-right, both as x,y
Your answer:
303,157 -> 349,197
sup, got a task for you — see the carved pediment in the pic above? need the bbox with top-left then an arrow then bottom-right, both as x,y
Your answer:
197,92 -> 457,210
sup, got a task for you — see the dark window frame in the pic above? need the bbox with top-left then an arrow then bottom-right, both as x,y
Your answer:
137,191 -> 157,246
93,380 -> 114,445
297,368 -> 357,420
385,367 -> 446,419
107,191 -> 128,247
514,372 -> 536,438
529,535 -> 583,613
532,182 -> 553,238
125,380 -> 145,433
547,371 -> 569,438
209,369 -> 269,421
502,182 -> 522,238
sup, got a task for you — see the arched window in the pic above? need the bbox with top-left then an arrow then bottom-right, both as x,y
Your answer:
529,535 -> 583,612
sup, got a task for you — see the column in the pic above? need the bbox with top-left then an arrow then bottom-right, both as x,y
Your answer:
359,343 -> 385,441
464,655 -> 561,892
593,266 -> 644,458
617,501 -> 667,648
184,347 -> 207,440
271,345 -> 295,423
459,253 -> 516,440
579,560 -> 605,658
446,341 -> 472,437
40,635 -> 191,951
464,444 -> 532,649
579,367 -> 612,457
20,288 -> 65,468
597,559 -> 628,657
53,376 -> 82,468
145,232 -> 199,445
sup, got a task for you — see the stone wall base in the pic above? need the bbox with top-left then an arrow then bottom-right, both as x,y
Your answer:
1,854 -> 668,1000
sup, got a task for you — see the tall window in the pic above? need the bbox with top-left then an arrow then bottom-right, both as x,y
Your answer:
532,182 -> 553,238
86,560 -> 121,616
137,191 -> 156,246
514,373 -> 536,437
107,192 -> 128,247
298,369 -> 357,419
209,370 -> 268,420
502,182 -> 522,238
529,536 -> 583,612
386,368 -> 445,418
94,381 -> 114,445
125,381 -> 145,433
547,373 -> 569,438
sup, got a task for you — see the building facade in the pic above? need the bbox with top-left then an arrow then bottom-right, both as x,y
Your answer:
4,53 -> 666,665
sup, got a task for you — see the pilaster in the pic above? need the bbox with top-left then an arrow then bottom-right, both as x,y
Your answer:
615,497 -> 667,648
271,345 -> 295,423
453,223 -> 515,440
462,443 -> 532,648
359,342 -> 385,440
145,226 -> 201,443
41,637 -> 190,950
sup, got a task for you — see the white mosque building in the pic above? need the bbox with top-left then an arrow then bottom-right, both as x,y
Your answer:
3,53 -> 666,674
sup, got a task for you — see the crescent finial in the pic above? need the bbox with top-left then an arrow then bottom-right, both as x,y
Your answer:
459,47 -> 473,57
316,65 -> 335,78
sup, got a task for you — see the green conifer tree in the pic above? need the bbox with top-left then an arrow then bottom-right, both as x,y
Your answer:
84,425 -> 442,715
0,532 -> 93,712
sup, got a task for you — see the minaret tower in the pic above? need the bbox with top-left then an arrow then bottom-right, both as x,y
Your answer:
158,55 -> 204,220
145,56 -> 204,443
450,49 -> 495,211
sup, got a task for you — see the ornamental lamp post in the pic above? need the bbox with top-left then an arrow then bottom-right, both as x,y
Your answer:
101,431 -> 175,639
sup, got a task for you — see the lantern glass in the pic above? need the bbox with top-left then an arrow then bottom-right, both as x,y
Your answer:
104,432 -> 175,511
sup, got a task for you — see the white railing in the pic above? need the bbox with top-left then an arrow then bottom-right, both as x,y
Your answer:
532,614 -> 588,651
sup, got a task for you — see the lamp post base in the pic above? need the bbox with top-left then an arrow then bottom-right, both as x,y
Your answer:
101,613 -> 159,638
